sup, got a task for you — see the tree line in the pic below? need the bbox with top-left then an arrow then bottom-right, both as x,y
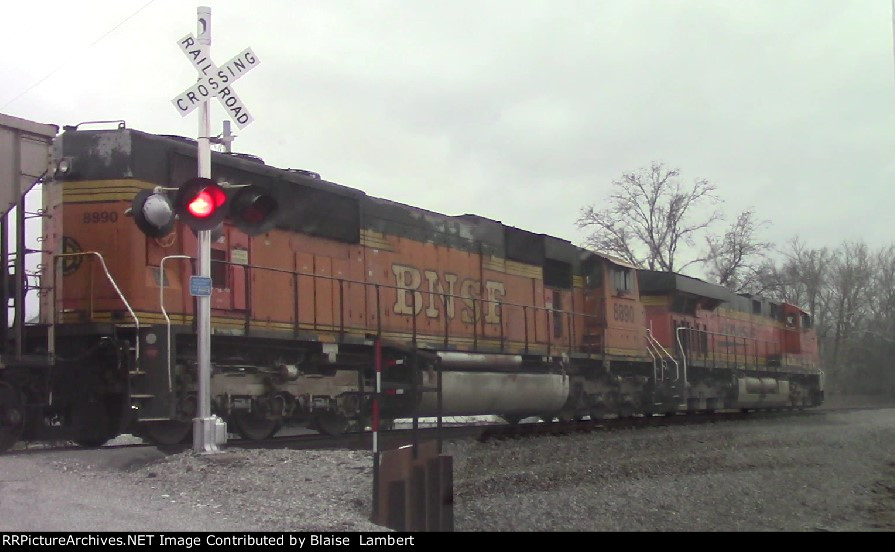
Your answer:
578,162 -> 894,396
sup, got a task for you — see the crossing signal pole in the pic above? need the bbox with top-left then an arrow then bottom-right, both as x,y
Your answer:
140,5 -> 264,452
194,6 -> 219,453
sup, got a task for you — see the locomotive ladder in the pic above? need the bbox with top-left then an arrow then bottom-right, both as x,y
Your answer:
48,252 -> 159,420
1,180 -> 54,363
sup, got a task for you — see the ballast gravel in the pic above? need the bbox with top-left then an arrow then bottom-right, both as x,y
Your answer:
4,401 -> 894,532
451,408 -> 895,531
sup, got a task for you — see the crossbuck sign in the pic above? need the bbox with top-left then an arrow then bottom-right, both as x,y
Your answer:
171,34 -> 260,129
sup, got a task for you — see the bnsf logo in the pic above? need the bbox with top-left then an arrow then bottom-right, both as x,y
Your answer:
391,263 -> 505,324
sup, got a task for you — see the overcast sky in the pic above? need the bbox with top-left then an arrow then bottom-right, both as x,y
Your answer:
3,0 -> 894,270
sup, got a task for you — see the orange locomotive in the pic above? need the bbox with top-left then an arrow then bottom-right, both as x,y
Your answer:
0,124 -> 823,450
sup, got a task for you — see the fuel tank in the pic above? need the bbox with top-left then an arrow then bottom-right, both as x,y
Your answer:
736,376 -> 791,407
415,370 -> 570,417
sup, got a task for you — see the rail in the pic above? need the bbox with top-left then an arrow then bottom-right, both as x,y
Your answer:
50,251 -> 139,361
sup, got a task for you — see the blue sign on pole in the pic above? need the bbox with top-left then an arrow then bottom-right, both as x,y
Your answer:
190,275 -> 213,297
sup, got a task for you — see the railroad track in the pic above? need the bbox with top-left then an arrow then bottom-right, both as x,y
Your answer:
5,404 -> 892,456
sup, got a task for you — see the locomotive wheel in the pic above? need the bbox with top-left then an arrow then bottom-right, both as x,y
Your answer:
70,390 -> 120,448
0,382 -> 25,453
314,413 -> 350,436
143,420 -> 193,446
617,403 -> 635,418
230,411 -> 281,440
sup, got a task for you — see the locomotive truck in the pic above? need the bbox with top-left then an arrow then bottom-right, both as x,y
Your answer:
0,120 -> 823,451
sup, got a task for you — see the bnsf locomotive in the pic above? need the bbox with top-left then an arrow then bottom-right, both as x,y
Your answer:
0,122 -> 823,451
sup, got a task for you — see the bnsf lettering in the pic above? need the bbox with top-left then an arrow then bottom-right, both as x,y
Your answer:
392,263 -> 504,324
613,303 -> 635,324
82,211 -> 118,224
720,323 -> 755,339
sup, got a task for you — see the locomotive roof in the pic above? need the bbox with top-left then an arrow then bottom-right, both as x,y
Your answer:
58,125 -> 629,276
58,127 -> 363,198
637,269 -> 807,317
637,270 -> 733,302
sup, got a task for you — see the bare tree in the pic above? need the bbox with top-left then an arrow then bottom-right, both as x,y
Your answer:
827,242 -> 872,372
577,162 -> 721,272
783,238 -> 830,327
760,238 -> 831,341
704,209 -> 772,293
859,246 -> 895,394
761,238 -> 895,397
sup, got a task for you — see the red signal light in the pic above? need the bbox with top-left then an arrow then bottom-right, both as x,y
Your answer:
187,187 -> 227,218
174,177 -> 229,231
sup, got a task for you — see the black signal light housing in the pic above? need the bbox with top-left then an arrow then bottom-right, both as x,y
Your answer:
131,189 -> 176,238
229,185 -> 279,236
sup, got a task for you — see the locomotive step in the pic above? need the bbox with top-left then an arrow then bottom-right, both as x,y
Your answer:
130,394 -> 156,399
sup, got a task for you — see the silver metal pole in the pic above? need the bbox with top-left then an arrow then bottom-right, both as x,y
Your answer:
193,5 -> 220,453
222,121 -> 233,153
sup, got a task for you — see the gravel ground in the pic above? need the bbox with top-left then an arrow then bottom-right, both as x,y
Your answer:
451,408 -> 895,531
125,449 -> 385,532
24,448 -> 385,532
3,397 -> 893,532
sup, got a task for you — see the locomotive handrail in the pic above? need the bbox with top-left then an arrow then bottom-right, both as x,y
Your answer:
646,327 -> 678,382
223,259 -> 602,353
50,251 -> 139,361
675,327 -> 690,401
675,326 -> 785,405
674,326 -> 781,371
645,333 -> 658,378
656,330 -> 678,381
160,255 -> 193,393
163,257 -> 603,357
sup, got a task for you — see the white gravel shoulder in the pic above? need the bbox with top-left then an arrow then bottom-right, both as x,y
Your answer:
6,448 -> 385,532
0,449 -> 255,532
121,448 -> 384,532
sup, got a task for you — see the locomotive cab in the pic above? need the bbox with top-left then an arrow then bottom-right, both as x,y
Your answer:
579,253 -> 645,357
